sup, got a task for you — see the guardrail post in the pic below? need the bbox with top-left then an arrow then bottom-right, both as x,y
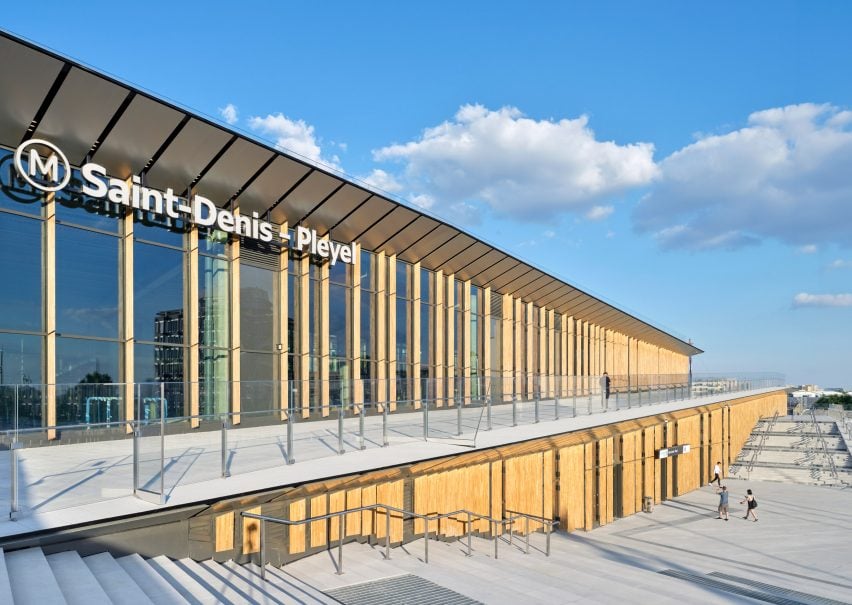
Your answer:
424,518 -> 430,563
423,398 -> 428,441
554,394 -> 559,420
9,441 -> 22,520
534,394 -> 540,423
525,517 -> 530,554
487,395 -> 492,431
287,386 -> 295,464
385,509 -> 391,560
494,520 -> 499,559
546,522 -> 551,556
512,397 -> 517,427
359,404 -> 366,450
337,514 -> 345,575
467,511 -> 473,556
260,519 -> 266,581
221,419 -> 230,478
382,404 -> 389,447
132,424 -> 139,494
457,397 -> 463,436
338,404 -> 345,455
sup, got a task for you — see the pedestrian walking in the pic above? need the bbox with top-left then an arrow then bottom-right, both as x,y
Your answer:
710,461 -> 722,487
600,372 -> 611,410
741,489 -> 758,521
716,486 -> 729,521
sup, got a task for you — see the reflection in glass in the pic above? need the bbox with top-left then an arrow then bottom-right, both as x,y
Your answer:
0,213 -> 42,331
56,225 -> 119,338
55,169 -> 122,232
241,351 -> 276,414
135,242 -> 184,343
199,255 -> 229,348
134,342 -> 185,418
241,264 -> 277,352
0,332 -> 42,430
199,348 -> 228,416
0,150 -> 45,216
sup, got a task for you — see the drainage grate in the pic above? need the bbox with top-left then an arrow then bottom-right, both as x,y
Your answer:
326,574 -> 483,605
659,569 -> 810,605
707,572 -> 851,605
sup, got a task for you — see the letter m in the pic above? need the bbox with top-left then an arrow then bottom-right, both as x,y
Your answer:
28,148 -> 59,183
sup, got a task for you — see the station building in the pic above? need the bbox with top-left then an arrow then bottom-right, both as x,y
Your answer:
0,30 -> 700,432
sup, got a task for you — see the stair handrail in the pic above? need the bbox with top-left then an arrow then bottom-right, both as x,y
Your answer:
810,408 -> 839,482
241,502 -> 558,579
746,411 -> 778,475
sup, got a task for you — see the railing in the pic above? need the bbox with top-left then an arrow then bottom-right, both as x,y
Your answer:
810,408 -> 839,483
241,505 -> 558,578
0,372 -> 785,519
746,411 -> 779,476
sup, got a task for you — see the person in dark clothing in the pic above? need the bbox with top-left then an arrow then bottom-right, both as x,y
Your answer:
716,486 -> 729,520
741,489 -> 758,521
600,372 -> 611,409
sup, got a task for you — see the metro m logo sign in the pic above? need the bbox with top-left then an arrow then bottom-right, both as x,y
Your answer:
13,139 -> 71,192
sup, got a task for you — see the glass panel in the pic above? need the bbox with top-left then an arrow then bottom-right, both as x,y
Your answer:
56,225 -> 119,338
56,337 -> 119,384
135,242 -> 184,343
240,351 -> 276,415
0,332 -> 42,430
0,213 -> 42,331
360,289 -> 373,362
288,271 -> 298,366
420,302 -> 430,368
199,348 -> 228,416
134,209 -> 187,247
0,149 -> 45,216
396,260 -> 408,299
360,249 -> 373,291
329,283 -> 349,359
420,268 -> 431,304
199,255 -> 229,348
329,258 -> 348,285
199,227 -> 227,257
240,263 -> 277,352
134,342 -> 185,418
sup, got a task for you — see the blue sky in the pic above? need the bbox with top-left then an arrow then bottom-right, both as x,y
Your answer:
4,2 -> 850,387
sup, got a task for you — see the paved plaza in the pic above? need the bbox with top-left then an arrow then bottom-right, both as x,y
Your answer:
286,477 -> 852,604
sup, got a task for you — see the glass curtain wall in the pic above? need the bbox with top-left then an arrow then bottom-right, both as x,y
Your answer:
328,259 -> 351,405
0,150 -> 44,429
198,230 -> 229,416
419,268 -> 433,400
395,260 -> 410,402
359,250 -> 377,403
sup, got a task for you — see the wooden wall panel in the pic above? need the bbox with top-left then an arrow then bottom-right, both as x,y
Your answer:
289,500 -> 306,554
215,511 -> 234,552
310,494 -> 327,548
241,506 -> 261,554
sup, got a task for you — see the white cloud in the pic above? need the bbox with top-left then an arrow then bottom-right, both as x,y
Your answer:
585,205 -> 614,221
218,103 -> 238,125
829,259 -> 852,269
793,293 -> 852,308
635,103 -> 852,250
248,112 -> 340,169
360,169 -> 403,194
798,244 -> 818,254
543,229 -> 556,238
373,104 -> 657,223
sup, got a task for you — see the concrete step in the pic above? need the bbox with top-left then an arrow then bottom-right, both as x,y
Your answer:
4,547 -> 67,605
46,550 -> 112,605
83,552 -> 155,605
226,560 -> 341,604
116,553 -> 190,605
175,557 -> 271,604
200,558 -> 288,604
0,549 -> 15,605
148,555 -> 220,605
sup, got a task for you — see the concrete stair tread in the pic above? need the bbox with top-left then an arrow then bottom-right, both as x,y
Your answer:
116,553 -> 190,605
0,548 -> 15,605
83,551 -> 155,605
4,547 -> 67,605
148,555 -> 220,605
229,561 -> 341,604
176,557 -> 273,604
46,550 -> 112,605
201,558 -> 293,604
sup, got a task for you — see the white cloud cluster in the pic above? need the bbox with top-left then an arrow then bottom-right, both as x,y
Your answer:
793,293 -> 852,308
635,103 -> 852,250
829,259 -> 852,269
218,103 -> 239,125
373,104 -> 657,222
248,113 -> 340,169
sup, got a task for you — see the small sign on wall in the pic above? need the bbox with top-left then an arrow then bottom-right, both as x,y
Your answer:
657,444 -> 691,459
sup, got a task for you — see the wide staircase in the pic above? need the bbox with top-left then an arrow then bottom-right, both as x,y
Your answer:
0,545 -> 337,604
728,413 -> 852,486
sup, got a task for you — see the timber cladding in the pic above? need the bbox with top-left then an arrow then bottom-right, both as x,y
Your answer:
208,391 -> 784,565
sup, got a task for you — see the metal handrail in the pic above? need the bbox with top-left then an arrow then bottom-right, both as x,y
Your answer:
746,411 -> 778,475
810,409 -> 839,482
241,503 -> 558,579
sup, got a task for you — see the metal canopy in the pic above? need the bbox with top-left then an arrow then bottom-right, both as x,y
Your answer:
0,30 -> 701,357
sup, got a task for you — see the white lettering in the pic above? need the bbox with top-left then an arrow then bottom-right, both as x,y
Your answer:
295,226 -> 311,251
81,163 -> 108,198
28,148 -> 59,182
193,195 -> 217,226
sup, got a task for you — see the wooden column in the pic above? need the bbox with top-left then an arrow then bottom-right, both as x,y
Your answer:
298,254 -> 310,418
351,244 -> 362,410
462,280 -> 471,403
513,298 -> 523,400
525,302 -> 534,399
120,205 -> 134,432
387,255 -> 397,411
44,192 -> 56,439
229,211 -> 241,425
187,225 -> 200,427
277,223 -> 289,420
412,262 -> 421,408
547,308 -> 555,398
502,293 -> 513,401
319,259 -> 330,416
433,269 -> 444,406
